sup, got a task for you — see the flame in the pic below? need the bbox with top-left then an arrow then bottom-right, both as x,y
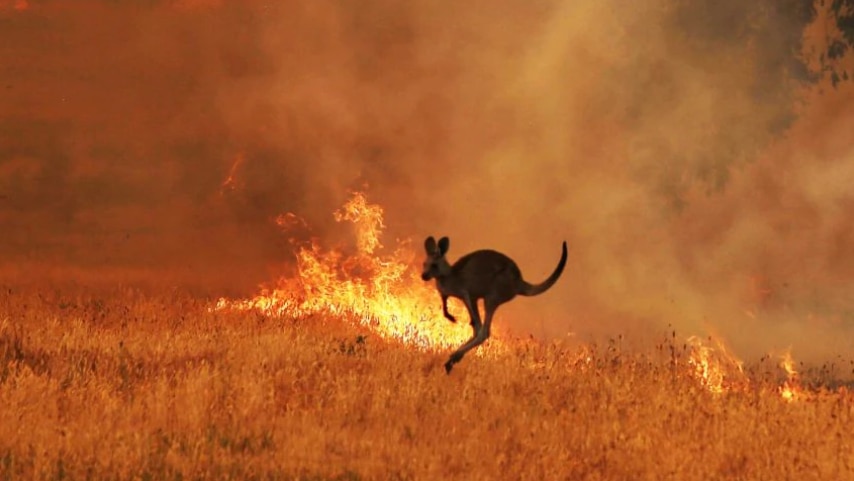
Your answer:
214,190 -> 837,397
216,191 -> 476,351
331,191 -> 385,255
686,336 -> 746,394
275,212 -> 309,232
778,350 -> 803,402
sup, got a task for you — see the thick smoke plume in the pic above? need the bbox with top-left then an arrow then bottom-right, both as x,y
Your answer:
1,0 -> 853,362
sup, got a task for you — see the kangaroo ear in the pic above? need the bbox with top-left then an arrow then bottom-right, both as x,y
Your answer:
424,236 -> 437,254
437,236 -> 449,255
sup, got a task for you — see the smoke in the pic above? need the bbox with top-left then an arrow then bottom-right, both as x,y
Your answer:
2,0 -> 853,361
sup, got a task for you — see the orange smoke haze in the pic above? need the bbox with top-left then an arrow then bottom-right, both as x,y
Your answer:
1,1 -> 853,363
0,0 -> 28,12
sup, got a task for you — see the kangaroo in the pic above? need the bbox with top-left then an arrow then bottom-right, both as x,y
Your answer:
421,236 -> 568,374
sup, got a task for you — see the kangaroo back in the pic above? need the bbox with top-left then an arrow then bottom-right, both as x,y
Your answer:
518,241 -> 568,296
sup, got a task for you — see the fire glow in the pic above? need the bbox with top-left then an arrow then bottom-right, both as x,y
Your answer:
0,0 -> 28,11
215,191 -> 474,351
216,191 -> 821,400
779,351 -> 805,402
686,336 -> 746,395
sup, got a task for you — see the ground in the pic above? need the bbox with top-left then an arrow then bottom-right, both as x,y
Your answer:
1,282 -> 852,481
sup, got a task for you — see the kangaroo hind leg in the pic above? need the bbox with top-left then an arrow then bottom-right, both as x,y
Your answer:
444,297 -> 497,374
444,295 -> 481,374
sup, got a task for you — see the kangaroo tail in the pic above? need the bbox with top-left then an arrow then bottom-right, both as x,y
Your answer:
519,241 -> 568,296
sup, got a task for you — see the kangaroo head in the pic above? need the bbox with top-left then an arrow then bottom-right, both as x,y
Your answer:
421,236 -> 451,281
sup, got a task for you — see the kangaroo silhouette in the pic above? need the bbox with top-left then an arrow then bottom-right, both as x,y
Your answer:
421,236 -> 568,373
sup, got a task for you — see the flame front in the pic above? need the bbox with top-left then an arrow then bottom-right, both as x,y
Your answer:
216,191 -> 473,350
216,191 -> 829,399
686,336 -> 746,394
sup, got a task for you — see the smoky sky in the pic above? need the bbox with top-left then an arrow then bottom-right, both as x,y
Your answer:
2,0 -> 854,362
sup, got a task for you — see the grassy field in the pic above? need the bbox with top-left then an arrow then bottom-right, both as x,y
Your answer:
1,283 -> 853,481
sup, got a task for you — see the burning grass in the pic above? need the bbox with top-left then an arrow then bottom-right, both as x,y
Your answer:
1,192 -> 853,479
214,191 -> 476,352
1,286 -> 854,481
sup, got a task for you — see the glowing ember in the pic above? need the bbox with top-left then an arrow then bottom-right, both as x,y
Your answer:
216,191 -> 474,350
220,152 -> 245,194
686,336 -> 746,394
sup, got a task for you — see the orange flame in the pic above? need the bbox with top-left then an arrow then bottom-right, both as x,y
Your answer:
686,336 -> 746,394
216,191 -> 476,351
778,350 -> 803,402
215,191 -> 835,398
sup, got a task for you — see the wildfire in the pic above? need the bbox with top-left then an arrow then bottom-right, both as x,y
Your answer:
686,336 -> 746,394
214,190 -> 835,398
778,351 -> 803,402
215,191 -> 474,351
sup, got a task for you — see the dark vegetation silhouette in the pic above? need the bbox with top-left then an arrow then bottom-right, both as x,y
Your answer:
822,0 -> 854,84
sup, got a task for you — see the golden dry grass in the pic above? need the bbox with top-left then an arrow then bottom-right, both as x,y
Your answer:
1,284 -> 853,481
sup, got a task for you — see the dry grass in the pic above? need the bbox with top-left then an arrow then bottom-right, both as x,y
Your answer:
1,284 -> 853,481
